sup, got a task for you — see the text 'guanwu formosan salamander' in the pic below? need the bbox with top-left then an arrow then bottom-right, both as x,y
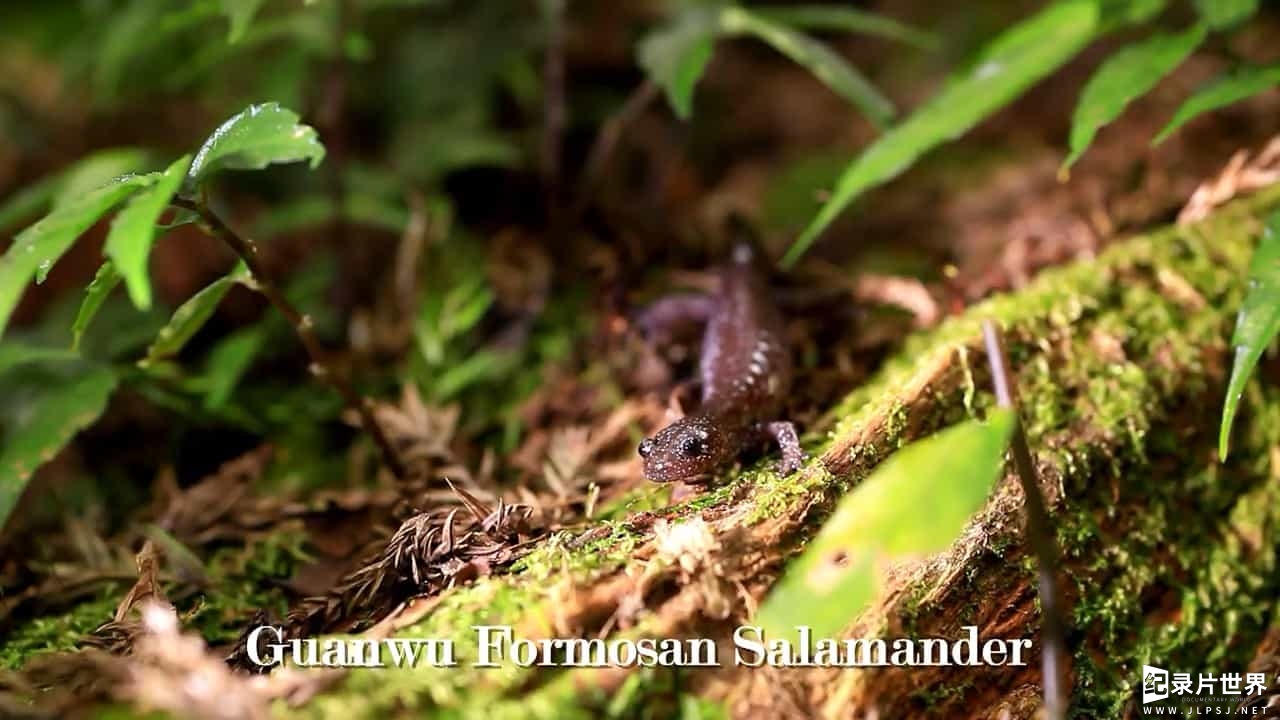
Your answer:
637,241 -> 806,483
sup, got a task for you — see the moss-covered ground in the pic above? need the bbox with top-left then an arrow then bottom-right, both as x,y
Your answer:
10,188 -> 1280,718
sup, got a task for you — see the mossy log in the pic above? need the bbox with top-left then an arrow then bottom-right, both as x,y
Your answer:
294,188 -> 1280,719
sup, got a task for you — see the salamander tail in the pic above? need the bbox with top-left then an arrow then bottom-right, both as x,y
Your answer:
725,212 -> 763,267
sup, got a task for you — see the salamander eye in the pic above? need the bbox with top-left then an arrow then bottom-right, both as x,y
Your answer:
638,439 -> 654,458
678,436 -> 705,458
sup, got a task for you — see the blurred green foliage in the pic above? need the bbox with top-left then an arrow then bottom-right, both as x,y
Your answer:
0,0 -> 1276,541
757,409 -> 1015,644
0,0 -> 555,523
1220,210 -> 1280,460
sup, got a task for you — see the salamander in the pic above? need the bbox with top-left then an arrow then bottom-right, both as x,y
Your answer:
636,243 -> 805,483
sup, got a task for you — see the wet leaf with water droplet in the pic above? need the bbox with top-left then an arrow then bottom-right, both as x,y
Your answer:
0,174 -> 154,339
186,103 -> 326,191
106,154 -> 192,311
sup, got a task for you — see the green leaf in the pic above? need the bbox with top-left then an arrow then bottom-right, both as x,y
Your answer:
72,262 -> 122,351
1154,64 -> 1280,145
762,152 -> 849,234
0,343 -> 81,376
784,0 -> 1099,268
0,175 -> 155,339
1063,23 -> 1205,171
399,128 -> 523,181
747,5 -> 938,51
252,193 -> 410,237
1220,210 -> 1280,460
201,324 -> 267,409
433,349 -> 516,401
415,272 -> 495,364
1096,0 -> 1166,32
637,6 -> 721,119
222,0 -> 267,42
1193,0 -> 1258,30
0,148 -> 149,233
93,2 -> 223,100
105,154 -> 192,310
720,6 -> 895,128
0,175 -> 60,235
143,524 -> 209,584
144,263 -> 251,363
755,410 -> 1015,644
186,103 -> 326,190
54,148 -> 151,208
0,364 -> 118,529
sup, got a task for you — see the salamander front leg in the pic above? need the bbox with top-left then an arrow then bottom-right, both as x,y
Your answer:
634,294 -> 714,348
764,421 -> 806,475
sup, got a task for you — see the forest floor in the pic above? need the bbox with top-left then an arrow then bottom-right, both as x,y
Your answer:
3,6 -> 1280,719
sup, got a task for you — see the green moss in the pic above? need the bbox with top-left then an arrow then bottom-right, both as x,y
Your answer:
190,529 -> 312,644
293,575 -> 552,718
911,676 -> 975,708
0,584 -> 124,670
2,528 -> 310,672
738,186 -> 1280,716
1065,382 -> 1280,718
591,485 -> 670,521
261,187 -> 1280,715
21,188 -> 1280,717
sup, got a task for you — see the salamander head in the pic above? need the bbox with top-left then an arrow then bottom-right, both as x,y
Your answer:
638,415 -> 733,483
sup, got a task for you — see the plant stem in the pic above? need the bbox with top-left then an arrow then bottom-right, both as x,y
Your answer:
982,319 -> 1068,720
172,196 -> 408,480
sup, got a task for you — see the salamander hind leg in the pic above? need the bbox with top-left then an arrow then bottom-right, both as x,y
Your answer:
764,421 -> 806,475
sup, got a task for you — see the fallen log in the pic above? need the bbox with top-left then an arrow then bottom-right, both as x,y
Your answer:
234,186 -> 1280,718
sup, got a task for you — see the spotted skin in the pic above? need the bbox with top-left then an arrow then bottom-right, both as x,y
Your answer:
637,244 -> 805,483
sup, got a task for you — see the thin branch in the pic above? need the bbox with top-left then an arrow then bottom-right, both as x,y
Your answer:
982,319 -> 1068,720
570,80 -> 659,222
172,196 -> 408,480
541,0 -> 567,215
318,0 -> 353,251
